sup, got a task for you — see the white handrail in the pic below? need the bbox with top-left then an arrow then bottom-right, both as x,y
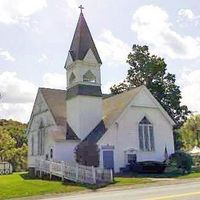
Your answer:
35,159 -> 112,184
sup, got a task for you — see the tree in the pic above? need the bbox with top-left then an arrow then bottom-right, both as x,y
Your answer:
0,128 -> 16,161
0,119 -> 27,171
179,115 -> 200,151
110,45 -> 190,128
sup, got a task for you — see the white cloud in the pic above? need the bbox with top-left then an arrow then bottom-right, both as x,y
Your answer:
0,103 -> 33,123
0,50 -> 15,62
178,9 -> 195,20
177,9 -> 200,26
181,69 -> 200,113
131,5 -> 200,59
0,71 -> 38,122
102,79 -> 124,94
42,73 -> 66,89
64,0 -> 79,18
0,0 -> 47,24
65,0 -> 79,11
96,30 -> 130,65
38,54 -> 48,63
0,71 -> 67,122
0,71 -> 37,103
102,81 -> 115,94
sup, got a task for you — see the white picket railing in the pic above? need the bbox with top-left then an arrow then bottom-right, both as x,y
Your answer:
0,162 -> 13,175
35,159 -> 113,184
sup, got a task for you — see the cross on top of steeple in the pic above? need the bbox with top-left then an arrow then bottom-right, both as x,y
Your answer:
78,5 -> 84,13
68,5 -> 102,64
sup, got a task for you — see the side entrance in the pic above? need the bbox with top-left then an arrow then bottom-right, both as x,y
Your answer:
103,150 -> 114,170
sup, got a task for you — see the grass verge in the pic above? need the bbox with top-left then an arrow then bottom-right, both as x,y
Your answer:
0,172 -> 153,199
0,172 -> 85,200
113,177 -> 153,186
1,169 -> 200,200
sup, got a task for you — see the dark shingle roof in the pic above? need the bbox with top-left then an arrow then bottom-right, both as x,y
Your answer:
69,12 -> 102,64
66,84 -> 102,100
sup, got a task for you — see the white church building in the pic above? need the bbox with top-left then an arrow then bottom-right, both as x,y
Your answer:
27,9 -> 175,173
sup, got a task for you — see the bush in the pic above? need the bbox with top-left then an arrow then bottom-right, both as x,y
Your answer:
169,151 -> 193,174
131,161 -> 166,173
191,155 -> 200,167
75,141 -> 99,167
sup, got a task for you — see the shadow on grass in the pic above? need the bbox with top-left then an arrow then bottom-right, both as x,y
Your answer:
19,172 -> 112,190
62,179 -> 112,190
116,168 -> 200,179
19,172 -> 34,180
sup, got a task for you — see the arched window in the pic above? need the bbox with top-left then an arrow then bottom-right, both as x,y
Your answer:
83,70 -> 96,83
37,121 -> 45,155
69,72 -> 76,84
138,117 -> 155,151
31,135 -> 34,156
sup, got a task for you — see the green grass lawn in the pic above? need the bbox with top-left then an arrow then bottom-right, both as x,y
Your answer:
0,172 -> 86,200
0,172 -> 154,199
113,177 -> 153,186
1,169 -> 200,200
178,168 -> 200,179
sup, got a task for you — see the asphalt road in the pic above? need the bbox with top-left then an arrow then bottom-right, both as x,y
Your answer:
42,181 -> 200,200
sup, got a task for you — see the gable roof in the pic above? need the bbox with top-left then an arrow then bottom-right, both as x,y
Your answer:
38,85 -> 175,142
102,86 -> 142,128
69,12 -> 102,64
39,86 -> 143,129
39,88 -> 66,126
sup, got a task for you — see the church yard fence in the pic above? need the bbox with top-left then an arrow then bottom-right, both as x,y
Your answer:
35,159 -> 113,185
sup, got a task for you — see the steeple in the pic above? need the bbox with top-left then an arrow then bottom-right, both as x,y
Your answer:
69,11 -> 102,64
65,7 -> 103,141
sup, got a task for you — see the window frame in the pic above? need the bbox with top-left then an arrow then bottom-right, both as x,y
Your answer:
31,135 -> 34,156
37,126 -> 45,156
83,70 -> 96,83
138,117 -> 155,152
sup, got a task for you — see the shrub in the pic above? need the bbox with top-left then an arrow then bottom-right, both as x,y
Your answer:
169,151 -> 193,174
75,141 -> 99,167
131,161 -> 166,173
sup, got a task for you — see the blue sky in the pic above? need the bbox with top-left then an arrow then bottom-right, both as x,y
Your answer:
0,0 -> 200,122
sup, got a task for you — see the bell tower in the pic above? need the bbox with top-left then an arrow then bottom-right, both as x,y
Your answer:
65,7 -> 103,140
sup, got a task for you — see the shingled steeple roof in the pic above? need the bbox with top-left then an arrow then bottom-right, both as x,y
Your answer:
69,11 -> 102,64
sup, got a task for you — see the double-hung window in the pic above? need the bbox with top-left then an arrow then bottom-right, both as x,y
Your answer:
138,117 -> 155,151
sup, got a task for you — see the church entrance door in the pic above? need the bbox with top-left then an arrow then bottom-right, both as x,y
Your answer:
103,150 -> 114,170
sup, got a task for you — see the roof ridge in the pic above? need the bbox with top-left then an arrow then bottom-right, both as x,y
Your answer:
104,85 -> 143,101
39,87 -> 65,91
